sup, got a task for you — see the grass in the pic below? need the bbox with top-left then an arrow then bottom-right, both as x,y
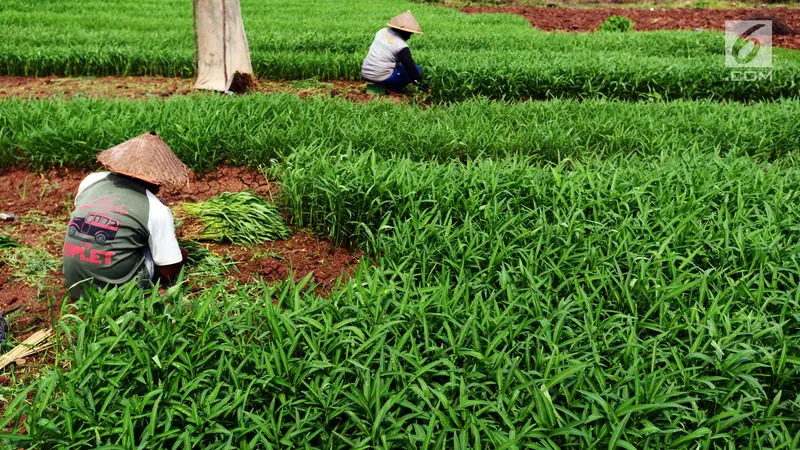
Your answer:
0,245 -> 60,290
2,95 -> 800,172
3,148 -> 800,447
182,191 -> 290,246
1,0 -> 799,101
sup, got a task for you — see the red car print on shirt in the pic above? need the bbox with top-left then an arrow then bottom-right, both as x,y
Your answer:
68,213 -> 120,244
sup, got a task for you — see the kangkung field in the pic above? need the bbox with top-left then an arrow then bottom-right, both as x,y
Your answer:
1,0 -> 799,448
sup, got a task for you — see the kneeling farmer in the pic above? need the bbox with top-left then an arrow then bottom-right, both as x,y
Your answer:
362,10 -> 424,92
63,132 -> 189,299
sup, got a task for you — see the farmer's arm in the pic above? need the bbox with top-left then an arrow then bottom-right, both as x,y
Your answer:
155,248 -> 188,281
147,192 -> 186,283
398,48 -> 421,83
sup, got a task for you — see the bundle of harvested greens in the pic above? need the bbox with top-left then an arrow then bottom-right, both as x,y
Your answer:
183,191 -> 290,246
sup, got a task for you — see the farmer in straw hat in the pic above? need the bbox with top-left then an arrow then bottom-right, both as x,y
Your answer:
63,132 -> 189,300
362,10 -> 424,92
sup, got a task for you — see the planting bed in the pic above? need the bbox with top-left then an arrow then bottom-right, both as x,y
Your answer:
4,95 -> 799,174
463,6 -> 800,50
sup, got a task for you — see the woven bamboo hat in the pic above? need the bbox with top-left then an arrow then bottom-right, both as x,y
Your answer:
97,132 -> 190,189
388,10 -> 423,34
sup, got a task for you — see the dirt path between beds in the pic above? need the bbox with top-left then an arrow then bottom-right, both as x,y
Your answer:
0,76 -> 413,104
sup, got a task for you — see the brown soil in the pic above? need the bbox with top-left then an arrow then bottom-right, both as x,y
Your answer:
462,7 -> 800,50
0,265 -> 51,336
0,76 -> 410,104
0,166 -> 359,350
170,165 -> 278,203
199,235 -> 362,295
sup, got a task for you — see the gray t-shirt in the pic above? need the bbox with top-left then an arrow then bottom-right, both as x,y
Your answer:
362,28 -> 409,82
63,172 -> 182,298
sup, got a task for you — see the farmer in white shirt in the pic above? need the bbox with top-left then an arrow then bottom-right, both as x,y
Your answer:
362,11 -> 424,92
63,132 -> 189,299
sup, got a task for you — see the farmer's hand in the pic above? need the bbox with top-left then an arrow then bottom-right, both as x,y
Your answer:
180,247 -> 189,262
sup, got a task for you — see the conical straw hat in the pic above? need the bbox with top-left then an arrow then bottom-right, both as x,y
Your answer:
388,10 -> 423,34
96,132 -> 190,189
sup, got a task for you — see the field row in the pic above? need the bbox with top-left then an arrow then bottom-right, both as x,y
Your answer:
2,94 -> 799,172
1,0 -> 799,101
5,148 -> 800,447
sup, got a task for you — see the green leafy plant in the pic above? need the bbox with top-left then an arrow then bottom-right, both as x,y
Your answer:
183,191 -> 290,246
288,78 -> 332,89
0,245 -> 60,288
0,234 -> 19,250
599,15 -> 634,32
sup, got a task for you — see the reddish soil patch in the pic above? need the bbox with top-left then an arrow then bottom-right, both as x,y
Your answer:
166,165 -> 277,204
0,166 -> 359,351
0,75 -> 193,99
0,76 -> 410,104
204,234 -> 362,295
0,264 -> 54,337
0,168 -> 90,217
462,7 -> 800,50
